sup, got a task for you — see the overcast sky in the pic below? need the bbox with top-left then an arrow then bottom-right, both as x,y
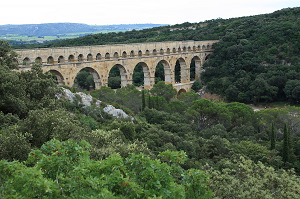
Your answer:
1,0 -> 299,25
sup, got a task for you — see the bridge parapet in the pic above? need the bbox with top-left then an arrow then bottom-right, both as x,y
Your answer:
15,40 -> 218,66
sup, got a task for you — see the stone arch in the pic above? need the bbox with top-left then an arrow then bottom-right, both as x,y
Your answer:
114,52 -> 119,59
47,56 -> 54,64
205,54 -> 211,61
193,46 -> 196,51
96,53 -> 101,60
78,54 -> 84,62
178,47 -> 181,53
190,56 -> 201,81
35,57 -> 42,64
138,50 -> 142,57
130,50 -> 135,57
197,45 -> 201,51
177,89 -> 187,96
133,62 -> 150,88
159,49 -> 164,55
58,56 -> 65,63
172,48 -> 176,53
75,67 -> 101,90
155,60 -> 172,84
183,46 -> 187,52
122,51 -> 127,58
202,45 -> 206,50
48,69 -> 65,85
87,53 -> 93,61
68,55 -> 75,62
166,48 -> 171,54
108,64 -> 128,88
153,49 -> 157,55
22,57 -> 31,66
175,58 -> 188,83
207,44 -> 211,49
105,53 -> 110,59
145,50 -> 150,56
188,46 -> 192,52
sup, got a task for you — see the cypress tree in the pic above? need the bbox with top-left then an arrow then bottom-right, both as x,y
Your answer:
282,123 -> 290,163
270,123 -> 276,150
148,95 -> 152,109
142,89 -> 146,111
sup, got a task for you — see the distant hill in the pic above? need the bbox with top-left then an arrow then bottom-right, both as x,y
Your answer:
0,23 -> 166,45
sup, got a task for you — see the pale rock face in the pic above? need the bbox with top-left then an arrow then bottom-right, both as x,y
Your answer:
59,88 -> 132,119
103,105 -> 133,120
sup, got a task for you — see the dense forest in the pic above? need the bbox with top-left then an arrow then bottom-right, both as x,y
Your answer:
1,7 -> 300,198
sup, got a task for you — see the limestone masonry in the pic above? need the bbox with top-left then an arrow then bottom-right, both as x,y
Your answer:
16,40 -> 218,92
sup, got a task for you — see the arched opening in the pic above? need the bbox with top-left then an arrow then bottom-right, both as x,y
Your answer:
202,45 -> 206,50
133,62 -> 150,88
48,70 -> 65,85
190,56 -> 201,81
188,46 -> 192,52
145,50 -> 150,56
105,53 -> 110,59
166,48 -> 171,54
47,56 -> 54,64
78,54 -> 84,62
23,57 -> 31,66
197,45 -> 201,51
193,46 -> 196,51
138,50 -> 142,57
178,47 -> 181,53
35,57 -> 42,65
87,53 -> 93,61
207,44 -> 211,49
96,53 -> 101,60
68,55 -> 75,62
75,67 -> 101,90
205,54 -> 211,61
58,56 -> 65,63
159,49 -> 164,55
177,89 -> 187,96
108,64 -> 127,89
155,60 -> 172,84
122,51 -> 127,58
183,46 -> 187,52
175,58 -> 188,83
130,50 -> 135,57
114,52 -> 119,59
153,49 -> 157,55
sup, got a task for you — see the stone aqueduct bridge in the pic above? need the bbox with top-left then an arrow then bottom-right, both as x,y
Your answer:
16,40 -> 218,92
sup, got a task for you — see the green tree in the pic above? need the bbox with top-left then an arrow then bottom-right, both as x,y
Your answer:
150,81 -> 177,101
208,157 -> 300,199
270,122 -> 276,150
225,102 -> 254,128
0,40 -> 18,69
141,89 -> 146,111
75,69 -> 95,90
0,129 -> 32,161
186,99 -> 231,129
19,108 -> 86,147
177,90 -> 199,106
0,139 -> 212,198
282,123 -> 292,164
